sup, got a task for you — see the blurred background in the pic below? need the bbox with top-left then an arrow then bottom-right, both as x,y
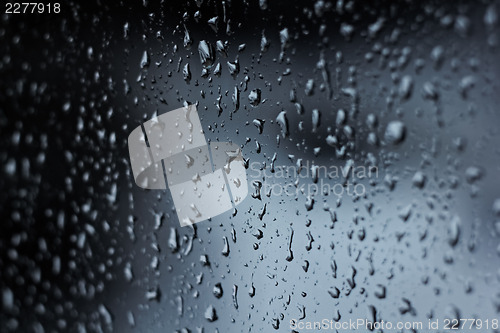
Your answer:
0,0 -> 499,332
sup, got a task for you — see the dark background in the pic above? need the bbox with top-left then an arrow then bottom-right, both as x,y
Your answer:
1,0 -> 499,332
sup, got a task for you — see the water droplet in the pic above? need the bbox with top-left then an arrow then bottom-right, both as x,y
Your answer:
399,75 -> 413,99
222,236 -> 230,256
248,89 -> 261,106
412,171 -> 426,189
124,262 -> 134,282
227,59 -> 240,76
183,29 -> 192,48
232,285 -> 239,309
140,51 -> 149,68
312,109 -> 320,132
276,111 -> 289,138
448,215 -> 461,247
182,63 -> 191,82
204,305 -> 218,322
168,227 -> 179,252
198,40 -> 215,67
213,283 -> 223,298
384,121 -> 406,145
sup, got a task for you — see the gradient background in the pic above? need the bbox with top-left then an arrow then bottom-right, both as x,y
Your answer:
1,0 -> 499,332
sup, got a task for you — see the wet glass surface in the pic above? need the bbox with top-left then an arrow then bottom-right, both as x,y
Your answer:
1,1 -> 500,332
